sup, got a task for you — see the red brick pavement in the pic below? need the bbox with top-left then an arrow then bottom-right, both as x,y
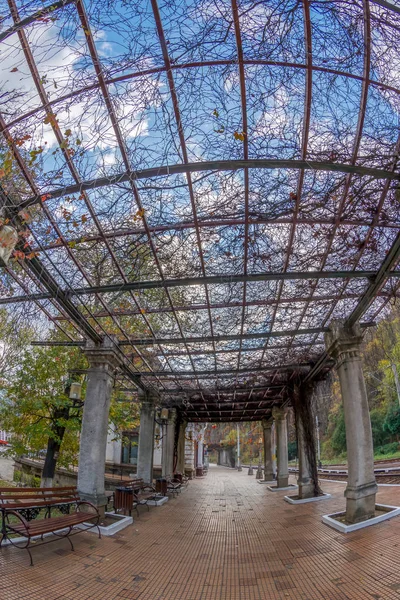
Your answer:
1,466 -> 400,599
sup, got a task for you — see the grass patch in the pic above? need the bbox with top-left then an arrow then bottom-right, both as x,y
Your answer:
0,480 -> 14,487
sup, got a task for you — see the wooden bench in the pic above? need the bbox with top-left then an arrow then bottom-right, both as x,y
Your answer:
0,487 -> 100,565
114,479 -> 156,516
166,477 -> 182,496
125,479 -> 156,513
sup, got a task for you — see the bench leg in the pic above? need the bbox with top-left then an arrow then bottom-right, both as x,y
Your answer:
66,534 -> 74,552
26,544 -> 33,567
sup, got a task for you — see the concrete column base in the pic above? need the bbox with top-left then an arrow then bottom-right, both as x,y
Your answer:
277,476 -> 289,488
298,482 -> 315,499
345,481 -> 378,523
264,471 -> 274,482
79,492 -> 108,517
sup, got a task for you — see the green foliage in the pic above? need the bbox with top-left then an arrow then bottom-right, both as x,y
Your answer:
370,409 -> 391,448
0,343 -> 88,469
288,441 -> 297,461
383,403 -> 400,437
374,442 -> 399,456
330,407 -> 347,456
109,392 -> 140,438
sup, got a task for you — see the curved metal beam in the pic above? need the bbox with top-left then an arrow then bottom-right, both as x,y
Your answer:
21,160 -> 400,209
1,271 -> 398,305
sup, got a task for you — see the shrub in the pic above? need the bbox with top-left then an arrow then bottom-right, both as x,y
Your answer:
375,442 -> 399,456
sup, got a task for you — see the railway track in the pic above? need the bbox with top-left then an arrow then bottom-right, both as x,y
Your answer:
318,472 -> 400,484
289,465 -> 400,484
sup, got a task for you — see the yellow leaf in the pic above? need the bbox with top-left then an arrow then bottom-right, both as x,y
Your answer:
234,131 -> 246,141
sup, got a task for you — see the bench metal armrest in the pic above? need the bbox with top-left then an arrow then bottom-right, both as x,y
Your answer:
76,501 -> 100,517
4,509 -> 30,532
142,485 -> 155,492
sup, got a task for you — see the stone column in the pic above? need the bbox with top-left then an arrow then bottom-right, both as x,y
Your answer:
296,415 -> 314,499
185,425 -> 195,478
78,338 -> 119,513
197,438 -> 204,467
176,420 -> 187,474
272,407 -> 289,488
162,409 -> 177,477
136,391 -> 157,484
262,418 -> 274,482
325,320 -> 377,523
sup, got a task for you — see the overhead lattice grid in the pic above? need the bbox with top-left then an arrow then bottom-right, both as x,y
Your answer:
0,0 -> 400,420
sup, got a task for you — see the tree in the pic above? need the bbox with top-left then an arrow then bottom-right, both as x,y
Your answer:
384,403 -> 400,440
0,343 -> 88,486
0,307 -> 34,384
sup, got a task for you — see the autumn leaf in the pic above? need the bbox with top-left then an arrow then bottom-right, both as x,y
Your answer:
81,214 -> 88,224
41,193 -> 51,202
26,252 -> 39,260
10,67 -> 18,73
214,126 -> 225,133
213,109 -> 219,118
234,131 -> 246,141
64,129 -> 72,137
15,134 -> 31,147
43,113 -> 58,126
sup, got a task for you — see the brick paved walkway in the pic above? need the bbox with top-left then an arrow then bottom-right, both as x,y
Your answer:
2,466 -> 400,599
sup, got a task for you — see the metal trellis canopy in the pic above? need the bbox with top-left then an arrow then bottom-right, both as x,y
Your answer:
0,0 -> 400,420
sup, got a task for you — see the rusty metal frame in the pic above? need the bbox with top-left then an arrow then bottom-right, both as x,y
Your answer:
1,0 -> 399,419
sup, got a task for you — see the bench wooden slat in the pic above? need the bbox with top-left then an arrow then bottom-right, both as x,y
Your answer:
0,493 -> 78,500
9,512 -> 95,535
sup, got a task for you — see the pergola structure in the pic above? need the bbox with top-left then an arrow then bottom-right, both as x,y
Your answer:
1,0 -> 400,523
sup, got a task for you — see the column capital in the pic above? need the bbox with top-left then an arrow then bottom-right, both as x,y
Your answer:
325,319 -> 363,366
138,388 -> 159,405
272,406 -> 287,421
262,417 -> 273,430
85,337 -> 120,372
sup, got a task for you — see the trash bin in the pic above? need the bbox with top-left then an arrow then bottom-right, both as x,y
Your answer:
114,487 -> 134,516
155,478 -> 167,496
196,466 -> 204,477
173,473 -> 182,483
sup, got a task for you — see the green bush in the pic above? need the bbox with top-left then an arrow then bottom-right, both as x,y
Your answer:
288,441 -> 297,461
370,409 -> 391,448
330,408 -> 347,455
375,442 -> 399,456
384,404 -> 400,437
